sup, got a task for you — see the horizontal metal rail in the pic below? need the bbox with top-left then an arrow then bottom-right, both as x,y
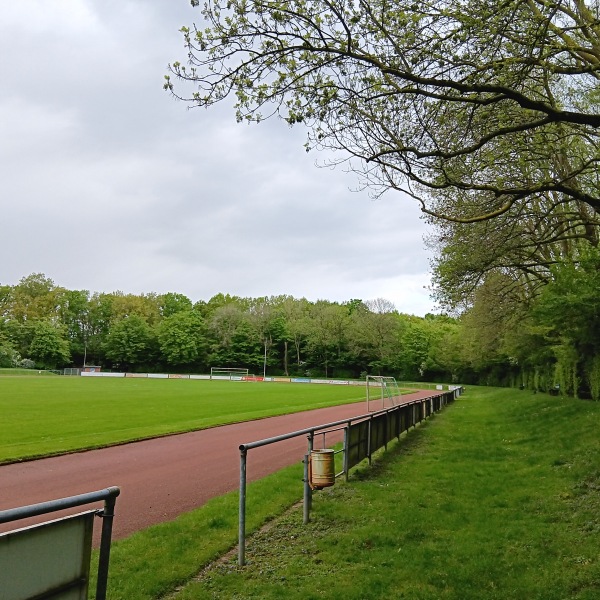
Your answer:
0,486 -> 120,524
237,390 -> 461,566
238,399 -> 427,453
238,405 -> 401,566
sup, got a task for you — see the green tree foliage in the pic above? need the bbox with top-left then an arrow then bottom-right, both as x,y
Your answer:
82,292 -> 162,367
207,301 -> 248,365
158,292 -> 193,318
0,332 -> 19,368
0,284 -> 12,323
348,298 -> 402,374
420,315 -> 464,383
1,273 -> 468,383
533,253 -> 600,356
56,289 -> 92,362
27,320 -> 71,369
430,191 -> 600,312
212,319 -> 262,370
277,296 -> 311,375
397,315 -> 432,381
304,301 -> 350,378
109,292 -> 161,325
85,293 -> 117,366
247,298 -> 282,376
104,315 -> 158,371
167,0 -> 600,224
203,293 -> 251,317
9,273 -> 60,323
158,310 -> 207,367
530,249 -> 600,397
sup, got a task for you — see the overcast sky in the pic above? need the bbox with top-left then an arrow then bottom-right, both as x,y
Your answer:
0,0 -> 437,316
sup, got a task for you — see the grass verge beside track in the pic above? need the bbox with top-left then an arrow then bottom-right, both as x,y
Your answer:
0,376 -> 366,464
97,386 -> 600,600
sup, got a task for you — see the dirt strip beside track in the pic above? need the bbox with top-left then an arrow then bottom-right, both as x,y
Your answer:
0,390 -> 439,541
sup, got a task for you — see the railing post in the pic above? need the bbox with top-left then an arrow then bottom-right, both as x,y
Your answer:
368,414 -> 373,465
304,433 -> 314,523
238,447 -> 247,566
95,488 -> 119,600
343,425 -> 349,482
384,411 -> 388,451
303,453 -> 311,524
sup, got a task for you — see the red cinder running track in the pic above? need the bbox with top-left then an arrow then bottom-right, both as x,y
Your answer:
0,390 -> 439,541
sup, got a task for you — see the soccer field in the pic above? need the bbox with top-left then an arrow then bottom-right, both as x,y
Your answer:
0,376 -> 366,464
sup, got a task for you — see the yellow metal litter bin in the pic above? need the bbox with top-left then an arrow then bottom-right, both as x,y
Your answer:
309,449 -> 335,490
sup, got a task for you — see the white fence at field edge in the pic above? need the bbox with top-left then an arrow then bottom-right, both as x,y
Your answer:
76,371 -> 461,391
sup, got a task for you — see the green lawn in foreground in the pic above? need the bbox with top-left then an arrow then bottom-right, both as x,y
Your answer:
0,376 -> 366,464
97,387 -> 600,600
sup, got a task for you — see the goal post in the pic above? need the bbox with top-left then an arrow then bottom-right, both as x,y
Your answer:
210,367 -> 249,380
366,375 -> 401,411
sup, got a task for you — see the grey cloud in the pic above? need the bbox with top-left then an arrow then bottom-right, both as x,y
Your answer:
0,0 -> 436,315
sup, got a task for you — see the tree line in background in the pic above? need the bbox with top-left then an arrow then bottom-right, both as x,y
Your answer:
2,266 -> 600,398
0,273 -> 463,382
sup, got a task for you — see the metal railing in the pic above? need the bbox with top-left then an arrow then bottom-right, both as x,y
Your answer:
237,388 -> 461,565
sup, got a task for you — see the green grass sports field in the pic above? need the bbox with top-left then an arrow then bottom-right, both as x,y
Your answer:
0,375 -> 366,464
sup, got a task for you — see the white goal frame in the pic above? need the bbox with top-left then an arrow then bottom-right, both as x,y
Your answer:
210,367 -> 249,380
366,375 -> 401,411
